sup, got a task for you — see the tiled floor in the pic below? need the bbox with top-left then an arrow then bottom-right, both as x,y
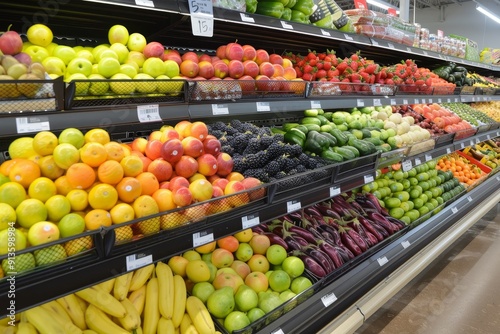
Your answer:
356,203 -> 500,334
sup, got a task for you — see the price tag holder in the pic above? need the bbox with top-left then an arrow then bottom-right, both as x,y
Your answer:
460,142 -> 465,149
356,99 -> 365,107
373,98 -> 382,106
421,98 -> 426,104
137,104 -> 161,122
403,99 -> 409,105
364,174 -> 374,183
487,134 -> 491,140
311,100 -> 321,109
428,98 -> 433,103
446,147 -> 452,154
211,104 -> 229,115
401,240 -> 411,249
271,329 -> 284,334
126,253 -> 153,271
415,157 -> 421,166
188,0 -> 214,37
372,39 -> 379,46
321,292 -> 338,307
135,0 -> 155,7
406,47 -> 412,52
455,97 -> 459,103
281,21 -> 293,29
242,214 -> 260,229
469,139 -> 474,147
256,102 -> 270,112
438,98 -> 442,103
467,196 -> 472,203
497,175 -> 500,181
425,154 -> 432,162
287,200 -> 301,213
390,99 -> 397,105
475,138 -> 480,144
329,186 -> 341,197
402,160 -> 412,172
423,51 -> 429,56
447,98 -> 451,103
321,29 -> 331,36
414,98 -> 420,104
192,230 -> 214,247
16,116 -> 50,133
240,13 -> 255,23
344,33 -> 353,41
497,131 -> 500,137
377,256 -> 388,266
451,207 -> 458,214
387,43 -> 395,49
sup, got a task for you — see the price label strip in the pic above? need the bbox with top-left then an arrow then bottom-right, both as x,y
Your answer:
271,329 -> 285,334
425,154 -> 432,162
390,99 -> 397,105
401,240 -> 411,249
311,100 -> 321,109
446,147 -> 452,154
242,214 -> 260,229
321,291 -> 338,307
321,29 -> 331,36
281,21 -> 293,29
373,98 -> 382,106
415,157 -> 421,166
356,99 -> 365,107
126,253 -> 153,271
212,104 -> 229,115
402,160 -> 412,172
403,99 -> 409,105
188,0 -> 214,37
287,200 -> 301,213
192,230 -> 214,247
344,33 -> 353,41
137,104 -> 161,122
364,174 -> 374,183
16,116 -> 50,133
377,256 -> 388,266
256,102 -> 270,112
330,186 -> 341,197
467,196 -> 472,203
451,207 -> 458,214
240,13 -> 255,23
135,0 -> 155,7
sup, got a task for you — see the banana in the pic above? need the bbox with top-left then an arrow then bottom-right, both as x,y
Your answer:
128,285 -> 146,316
183,325 -> 200,334
185,296 -> 215,334
82,331 -> 99,334
135,326 -> 144,334
56,294 -> 87,330
156,261 -> 174,320
118,298 -> 141,331
3,325 -> 17,334
75,285 -> 126,318
172,274 -> 187,328
40,300 -> 83,334
25,305 -> 67,334
75,294 -> 88,314
157,317 -> 176,334
85,304 -> 129,334
97,277 -> 116,293
143,276 -> 160,334
129,264 -> 155,292
16,312 -> 37,334
180,313 -> 193,334
113,271 -> 134,301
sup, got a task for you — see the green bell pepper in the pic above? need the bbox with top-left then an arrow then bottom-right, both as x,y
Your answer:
259,0 -> 290,6
245,0 -> 258,13
281,7 -> 292,21
256,1 -> 285,18
286,0 -> 298,8
291,9 -> 308,23
305,131 -> 330,154
292,0 -> 314,16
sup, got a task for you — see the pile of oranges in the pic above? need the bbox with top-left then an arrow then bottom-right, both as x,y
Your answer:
435,154 -> 486,186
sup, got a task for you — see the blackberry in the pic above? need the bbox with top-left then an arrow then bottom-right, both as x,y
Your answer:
243,138 -> 261,155
272,133 -> 285,143
259,135 -> 274,149
296,164 -> 307,173
264,160 -> 281,176
306,157 -> 319,169
265,142 -> 285,160
274,171 -> 288,179
210,130 -> 225,139
254,151 -> 269,168
243,168 -> 269,183
241,122 -> 256,133
283,144 -> 303,158
298,153 -> 310,165
210,121 -> 227,132
231,134 -> 249,153
242,153 -> 262,169
257,126 -> 272,136
229,119 -> 244,131
283,158 -> 298,173
220,145 -> 234,156
225,126 -> 240,136
232,157 -> 245,173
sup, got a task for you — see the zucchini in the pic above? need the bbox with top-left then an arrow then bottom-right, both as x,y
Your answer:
334,146 -> 356,160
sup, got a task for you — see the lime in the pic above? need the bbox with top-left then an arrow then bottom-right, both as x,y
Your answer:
400,215 -> 411,225
394,191 -> 410,202
408,177 -> 419,186
393,170 -> 405,181
406,209 -> 420,222
413,198 -> 424,209
362,182 -> 378,192
45,195 -> 72,222
390,182 -> 404,193
429,198 -> 439,208
419,193 -> 429,204
0,203 -> 16,230
389,207 -> 405,219
419,181 -> 429,191
384,197 -> 401,209
425,202 -> 435,211
436,196 -> 444,205
424,190 -> 433,201
407,168 -> 417,177
384,171 -> 393,179
401,179 -> 411,190
417,173 -> 429,182
400,201 -> 413,212
410,188 -> 421,199
372,190 -> 383,200
418,205 -> 430,217
428,179 -> 437,188
58,213 -> 86,238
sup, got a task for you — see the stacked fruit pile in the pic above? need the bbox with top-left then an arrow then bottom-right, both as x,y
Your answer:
441,102 -> 496,127
436,153 -> 489,187
411,103 -> 473,134
470,101 -> 500,122
393,105 -> 447,136
463,139 -> 500,170
0,121 -> 265,276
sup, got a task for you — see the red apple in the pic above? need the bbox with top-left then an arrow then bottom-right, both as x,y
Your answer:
269,53 -> 284,65
228,60 -> 244,79
143,41 -> 164,58
272,64 -> 285,78
198,54 -> 212,63
225,42 -> 244,61
241,177 -> 265,200
216,45 -> 227,60
174,155 -> 198,178
198,60 -> 215,79
213,60 -> 229,79
160,129 -> 181,142
162,50 -> 182,65
180,59 -> 199,78
216,152 -> 234,177
197,153 -> 218,177
203,137 -> 222,156
259,62 -> 275,77
172,186 -> 193,207
147,158 -> 173,182
160,138 -> 184,164
181,137 -> 204,158
243,60 -> 260,78
131,137 -> 148,153
212,177 -> 229,190
0,31 -> 23,55
283,66 -> 297,80
14,52 -> 32,66
224,180 -> 249,207
181,51 -> 199,63
255,75 -> 272,91
242,44 -> 257,61
255,49 -> 270,65
144,139 -> 163,160
168,176 -> 190,192
238,75 -> 256,92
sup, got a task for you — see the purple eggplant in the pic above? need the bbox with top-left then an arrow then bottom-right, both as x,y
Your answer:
346,227 -> 368,252
347,218 -> 375,248
368,212 -> 395,235
263,232 -> 288,250
285,237 -> 303,251
385,216 -> 406,230
371,220 -> 390,239
365,231 -> 379,246
304,206 -> 323,219
337,243 -> 355,260
321,231 -> 336,244
286,212 -> 303,223
304,245 -> 335,273
358,216 -> 384,242
285,222 -> 317,244
293,251 -> 327,278
365,193 -> 389,215
354,197 -> 379,213
252,225 -> 267,234
349,200 -> 366,216
338,225 -> 363,256
317,224 -> 341,245
315,204 -> 342,220
317,239 -> 344,268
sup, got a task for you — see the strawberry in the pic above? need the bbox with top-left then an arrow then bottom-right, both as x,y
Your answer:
307,51 -> 317,60
302,72 -> 313,81
309,58 -> 317,66
415,79 -> 425,86
350,52 -> 360,62
316,62 -> 323,70
316,69 -> 327,79
327,69 -> 339,78
323,61 -> 332,71
359,71 -> 370,82
336,61 -> 348,74
364,63 -> 378,74
349,60 -> 359,72
318,53 -> 326,60
425,77 -> 433,87
349,73 -> 361,82
303,64 -> 314,73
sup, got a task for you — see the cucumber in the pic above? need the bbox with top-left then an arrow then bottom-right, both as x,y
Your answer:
321,150 -> 344,162
363,137 -> 382,146
303,123 -> 321,132
271,127 -> 286,135
334,146 -> 356,160
351,139 -> 375,156
296,124 -> 309,135
304,109 -> 319,117
361,129 -> 372,139
329,129 -> 348,146
319,132 -> 337,147
342,145 -> 360,158
283,122 -> 300,132
301,117 -> 322,126
316,115 -> 329,126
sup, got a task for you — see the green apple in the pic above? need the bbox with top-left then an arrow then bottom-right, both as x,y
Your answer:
73,46 -> 84,53
76,49 -> 94,63
45,42 -> 58,55
92,64 -> 99,74
67,57 -> 93,77
224,311 -> 251,333
120,63 -> 138,79
126,51 -> 146,68
127,33 -> 147,52
164,59 -> 180,78
91,44 -> 110,61
108,24 -> 129,45
66,73 -> 90,95
97,57 -> 120,78
42,56 -> 66,76
26,23 -> 53,47
88,73 -> 109,95
52,45 -> 77,65
142,57 -> 166,78
22,41 -> 32,51
24,45 -> 49,63
134,73 -> 157,93
110,43 -> 129,64
109,73 -> 135,95
96,49 -> 118,63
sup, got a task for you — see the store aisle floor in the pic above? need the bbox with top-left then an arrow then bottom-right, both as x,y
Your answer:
356,203 -> 500,334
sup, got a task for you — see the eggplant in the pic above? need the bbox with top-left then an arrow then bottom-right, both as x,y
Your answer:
252,225 -> 267,234
304,206 -> 323,219
321,231 -> 336,244
317,223 -> 341,245
263,232 -> 289,250
285,237 -> 303,251
358,216 -> 384,242
364,193 -> 390,215
385,216 -> 406,230
304,245 -> 335,273
368,212 -> 395,235
338,225 -> 363,256
347,217 -> 375,247
317,239 -> 344,268
294,252 -> 327,277
315,204 -> 342,220
337,243 -> 355,260
365,231 -> 379,246
370,220 -> 390,239
285,222 -> 317,244
346,227 -> 369,252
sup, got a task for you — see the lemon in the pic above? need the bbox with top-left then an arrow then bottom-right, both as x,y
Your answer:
16,198 -> 48,228
53,143 -> 80,170
58,128 -> 85,149
0,182 -> 27,209
66,189 -> 89,212
8,137 -> 36,159
28,177 -> 57,202
45,195 -> 72,222
0,203 -> 16,230
32,131 -> 59,156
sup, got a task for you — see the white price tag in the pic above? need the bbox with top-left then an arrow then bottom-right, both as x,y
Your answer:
487,134 -> 491,140
356,99 -> 365,107
192,230 -> 214,247
425,154 -> 432,162
469,140 -> 474,147
211,104 -> 229,115
311,101 -> 321,109
446,147 -> 452,154
414,98 -> 420,104
373,98 -> 382,106
364,174 -> 374,183
483,97 -> 487,101
428,98 -> 433,103
372,39 -> 379,46
388,43 -> 395,49
455,98 -> 459,103
401,240 -> 411,249
451,207 -> 458,214
402,160 -> 412,172
321,29 -> 331,36
135,0 -> 154,7
415,157 -> 421,165
256,102 -> 270,112
407,47 -> 412,52
497,131 -> 500,136
438,54 -> 444,59
16,116 -> 50,134
447,98 -> 451,103
189,0 -> 214,37
467,196 -> 472,202
472,97 -> 476,102
460,97 -> 466,103
242,214 -> 260,229
240,13 -> 255,23
287,200 -> 301,213
377,256 -> 388,266
321,292 -> 338,307
460,142 -> 465,149
497,175 -> 500,181
344,33 -> 353,41
330,186 -> 341,197
438,98 -> 442,103
423,51 -> 429,56
281,21 -> 293,29
137,104 -> 161,122
390,99 -> 397,105
475,138 -> 480,144
126,253 -> 153,271
271,329 -> 285,334
403,99 -> 409,105
422,98 -> 426,104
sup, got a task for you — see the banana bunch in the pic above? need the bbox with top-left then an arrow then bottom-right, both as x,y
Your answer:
3,262 -> 220,334
468,72 -> 500,88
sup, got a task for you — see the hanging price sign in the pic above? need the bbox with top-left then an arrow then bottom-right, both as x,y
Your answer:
188,0 -> 214,37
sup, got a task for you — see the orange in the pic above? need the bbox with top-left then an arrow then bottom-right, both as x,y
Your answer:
110,202 -> 135,224
84,128 -> 110,145
32,131 -> 58,156
66,162 -> 96,190
8,158 -> 41,188
80,142 -> 107,167
88,183 -> 118,210
104,141 -> 126,162
97,160 -> 124,185
53,143 -> 80,170
132,194 -> 159,218
84,209 -> 112,230
0,158 -> 22,176
54,175 -> 75,196
66,189 -> 89,212
120,155 -> 143,177
28,177 -> 57,202
151,188 -> 176,212
116,177 -> 142,203
135,172 -> 159,196
37,155 -> 65,180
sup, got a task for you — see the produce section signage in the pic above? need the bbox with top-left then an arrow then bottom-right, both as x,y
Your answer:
354,0 -> 368,9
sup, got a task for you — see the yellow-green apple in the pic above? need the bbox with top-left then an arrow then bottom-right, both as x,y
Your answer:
127,32 -> 147,52
120,63 -> 138,79
27,23 -> 53,47
216,152 -> 234,177
225,42 -> 243,61
244,271 -> 269,293
98,57 -> 120,78
249,234 -> 271,255
211,248 -> 234,268
142,57 -> 166,78
235,242 -> 253,262
24,45 -> 49,63
91,44 -> 109,60
143,41 -> 164,58
164,59 -> 180,78
67,57 -> 93,76
66,73 -> 90,95
180,59 -> 199,78
110,42 -> 129,63
76,49 -> 94,63
134,73 -> 157,93
228,60 -> 244,79
108,24 -> 129,45
160,138 -> 184,164
174,156 -> 198,179
126,50 -> 146,68
88,73 -> 109,95
52,45 -> 76,65
95,48 -> 119,63
247,254 -> 270,273
109,73 -> 135,94
42,56 -> 66,76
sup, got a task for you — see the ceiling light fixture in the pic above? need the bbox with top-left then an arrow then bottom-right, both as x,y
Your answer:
366,0 -> 401,14
476,5 -> 500,24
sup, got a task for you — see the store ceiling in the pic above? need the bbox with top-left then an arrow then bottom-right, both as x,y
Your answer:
337,0 -> 473,10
